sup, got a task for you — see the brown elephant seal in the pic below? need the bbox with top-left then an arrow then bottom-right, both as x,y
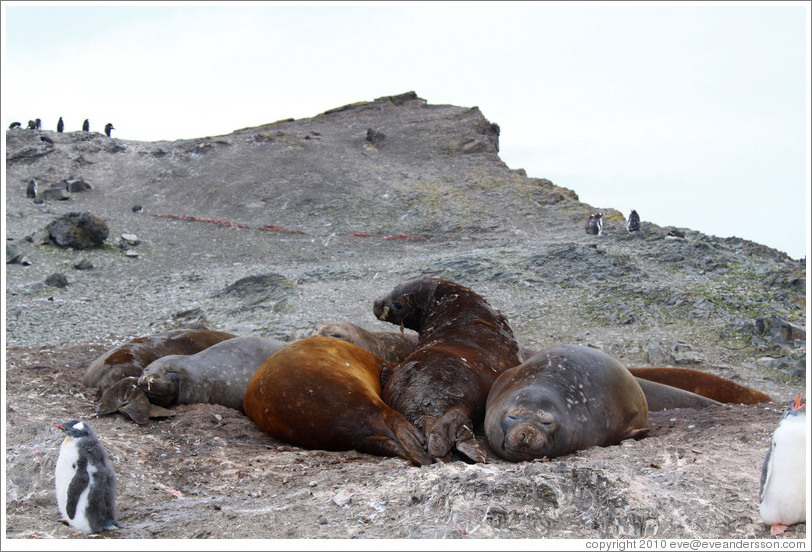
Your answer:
628,367 -> 773,404
138,336 -> 287,410
82,329 -> 236,392
312,321 -> 418,363
373,277 -> 522,463
484,344 -> 649,461
243,336 -> 432,466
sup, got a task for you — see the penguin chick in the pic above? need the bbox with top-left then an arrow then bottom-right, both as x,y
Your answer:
54,420 -> 121,534
759,394 -> 806,536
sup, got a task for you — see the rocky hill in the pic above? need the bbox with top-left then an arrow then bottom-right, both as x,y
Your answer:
4,92 -> 807,540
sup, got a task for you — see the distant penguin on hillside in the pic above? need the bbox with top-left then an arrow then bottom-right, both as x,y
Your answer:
9,122 -> 21,129
27,120 -> 37,129
54,420 -> 121,535
36,118 -> 42,129
26,179 -> 39,199
627,210 -> 641,233
82,119 -> 90,132
759,394 -> 806,536
104,123 -> 114,137
585,213 -> 603,236
57,117 -> 64,133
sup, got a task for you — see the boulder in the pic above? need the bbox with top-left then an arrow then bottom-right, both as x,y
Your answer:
46,212 -> 109,249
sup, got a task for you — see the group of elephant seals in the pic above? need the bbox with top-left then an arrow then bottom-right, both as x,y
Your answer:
243,336 -> 432,466
83,329 -> 237,392
484,344 -> 650,461
628,367 -> 773,404
137,336 -> 287,410
312,322 -> 418,363
373,277 -> 522,463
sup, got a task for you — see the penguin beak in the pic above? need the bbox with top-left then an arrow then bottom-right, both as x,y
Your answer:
793,393 -> 805,411
53,423 -> 67,431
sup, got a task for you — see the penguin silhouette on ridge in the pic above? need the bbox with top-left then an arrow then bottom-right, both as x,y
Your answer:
104,123 -> 114,137
57,117 -> 64,133
82,119 -> 90,132
54,420 -> 121,534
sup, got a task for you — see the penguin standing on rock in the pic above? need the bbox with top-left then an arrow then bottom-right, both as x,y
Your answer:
627,210 -> 641,233
54,420 -> 121,535
585,212 -> 603,235
57,117 -> 64,133
82,119 -> 90,132
104,123 -> 114,137
759,394 -> 806,536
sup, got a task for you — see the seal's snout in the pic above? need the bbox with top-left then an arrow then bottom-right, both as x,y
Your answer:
373,298 -> 389,320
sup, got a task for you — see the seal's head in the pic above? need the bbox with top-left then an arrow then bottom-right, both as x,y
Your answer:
137,361 -> 180,407
485,394 -> 567,461
373,278 -> 439,331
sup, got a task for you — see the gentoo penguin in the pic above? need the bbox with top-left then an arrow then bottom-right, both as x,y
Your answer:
26,179 -> 39,199
104,123 -> 114,137
9,122 -> 21,129
585,212 -> 603,235
82,119 -> 90,132
27,120 -> 37,129
36,118 -> 42,129
57,117 -> 64,133
759,394 -> 806,536
627,210 -> 641,233
54,420 -> 121,534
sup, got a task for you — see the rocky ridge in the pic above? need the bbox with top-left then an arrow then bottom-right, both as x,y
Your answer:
4,92 -> 808,541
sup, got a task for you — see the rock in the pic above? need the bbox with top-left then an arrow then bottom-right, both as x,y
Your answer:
125,250 -> 140,258
73,259 -> 94,270
46,211 -> 109,249
365,128 -> 385,147
754,316 -> 806,344
6,242 -> 23,264
44,273 -> 68,288
41,187 -> 70,201
119,234 -> 141,249
65,177 -> 93,192
132,205 -> 143,213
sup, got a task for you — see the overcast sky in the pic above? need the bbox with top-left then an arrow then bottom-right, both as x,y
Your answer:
3,1 -> 809,259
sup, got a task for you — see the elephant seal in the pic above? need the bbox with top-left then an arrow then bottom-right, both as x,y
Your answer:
312,321 -> 419,363
373,277 -> 522,463
82,329 -> 236,392
635,378 -> 719,411
138,336 -> 286,410
484,344 -> 649,461
244,336 -> 432,466
628,367 -> 773,404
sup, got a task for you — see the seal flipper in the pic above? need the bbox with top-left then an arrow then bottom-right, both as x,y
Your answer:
423,406 -> 485,462
379,414 -> 433,466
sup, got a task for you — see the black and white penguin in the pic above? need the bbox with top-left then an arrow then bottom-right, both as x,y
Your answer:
9,122 -> 21,129
627,210 -> 640,233
36,118 -> 42,129
759,394 -> 806,536
585,212 -> 603,236
54,420 -> 121,534
57,117 -> 64,133
104,123 -> 114,137
27,120 -> 37,129
82,119 -> 90,132
26,179 -> 39,199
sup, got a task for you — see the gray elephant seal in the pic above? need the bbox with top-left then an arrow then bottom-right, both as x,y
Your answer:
484,344 -> 649,461
83,329 -> 237,392
312,322 -> 418,363
137,336 -> 287,410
